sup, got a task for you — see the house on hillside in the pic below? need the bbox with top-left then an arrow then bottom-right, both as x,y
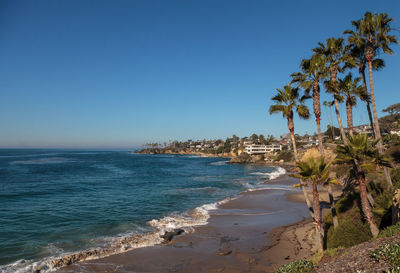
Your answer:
353,124 -> 374,135
244,144 -> 282,154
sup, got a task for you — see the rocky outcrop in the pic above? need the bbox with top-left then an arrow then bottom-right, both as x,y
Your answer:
229,153 -> 265,164
161,229 -> 185,243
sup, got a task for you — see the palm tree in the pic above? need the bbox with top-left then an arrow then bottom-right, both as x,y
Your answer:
336,134 -> 392,237
269,85 -> 310,161
269,85 -> 314,218
346,12 -> 398,187
342,31 -> 385,136
291,53 -> 328,156
294,157 -> 332,251
314,37 -> 348,144
338,73 -> 364,136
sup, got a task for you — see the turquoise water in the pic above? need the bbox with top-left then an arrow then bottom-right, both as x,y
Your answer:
0,150 -> 282,272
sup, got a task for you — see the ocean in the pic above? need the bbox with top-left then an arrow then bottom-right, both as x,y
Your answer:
0,149 -> 286,272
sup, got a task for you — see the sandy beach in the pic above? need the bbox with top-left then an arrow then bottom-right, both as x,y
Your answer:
58,175 -> 316,273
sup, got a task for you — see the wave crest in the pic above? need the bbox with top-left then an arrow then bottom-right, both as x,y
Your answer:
250,167 -> 286,180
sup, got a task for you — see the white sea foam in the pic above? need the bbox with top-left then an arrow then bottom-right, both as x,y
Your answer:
250,167 -> 286,180
245,185 -> 294,192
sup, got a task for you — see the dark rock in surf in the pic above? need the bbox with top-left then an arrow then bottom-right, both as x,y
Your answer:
161,229 -> 185,242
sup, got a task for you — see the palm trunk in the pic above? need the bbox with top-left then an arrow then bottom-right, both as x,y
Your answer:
333,96 -> 348,145
313,83 -> 324,156
316,115 -> 324,155
290,129 -> 298,161
302,182 -> 315,219
346,96 -> 354,137
358,170 -> 380,237
331,68 -> 348,145
367,61 -> 393,188
366,102 -> 375,137
312,181 -> 324,251
360,69 -> 376,137
288,114 -> 298,162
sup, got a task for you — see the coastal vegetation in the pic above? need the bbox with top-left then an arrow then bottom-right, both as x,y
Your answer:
273,11 -> 399,273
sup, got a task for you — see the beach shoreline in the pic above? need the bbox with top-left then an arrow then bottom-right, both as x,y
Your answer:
57,172 -> 315,273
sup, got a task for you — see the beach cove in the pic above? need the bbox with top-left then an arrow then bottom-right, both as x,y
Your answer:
58,175 -> 315,273
0,150 -> 315,273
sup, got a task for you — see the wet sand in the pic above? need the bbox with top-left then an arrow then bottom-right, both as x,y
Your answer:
59,176 -> 315,273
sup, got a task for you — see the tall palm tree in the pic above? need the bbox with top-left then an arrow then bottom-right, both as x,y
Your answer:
338,73 -> 364,136
269,85 -> 314,217
314,37 -> 348,144
269,85 -> 310,161
294,157 -> 332,251
336,134 -> 392,237
291,53 -> 328,156
342,31 -> 385,136
347,12 -> 398,187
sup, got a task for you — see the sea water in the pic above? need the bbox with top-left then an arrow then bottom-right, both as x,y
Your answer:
0,150 -> 285,272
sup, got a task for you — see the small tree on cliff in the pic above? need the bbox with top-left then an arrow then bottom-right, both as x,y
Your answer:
335,134 -> 392,237
294,156 -> 333,251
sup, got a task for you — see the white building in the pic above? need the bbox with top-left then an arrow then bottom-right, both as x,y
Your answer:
245,144 -> 282,154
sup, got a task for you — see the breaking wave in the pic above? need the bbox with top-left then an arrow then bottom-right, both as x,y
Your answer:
250,167 -> 286,180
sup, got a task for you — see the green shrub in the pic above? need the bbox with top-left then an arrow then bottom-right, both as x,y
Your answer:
374,190 -> 393,213
335,192 -> 359,214
379,222 -> 400,238
371,243 -> 400,269
324,210 -> 333,226
387,144 -> 400,164
274,260 -> 313,273
392,168 -> 400,190
326,208 -> 372,249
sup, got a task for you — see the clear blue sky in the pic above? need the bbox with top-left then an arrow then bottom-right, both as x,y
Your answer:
1,0 -> 399,148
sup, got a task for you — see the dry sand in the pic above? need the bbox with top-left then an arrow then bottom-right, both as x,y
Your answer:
59,176 -> 317,273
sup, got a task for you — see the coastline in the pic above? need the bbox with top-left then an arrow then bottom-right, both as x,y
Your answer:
57,172 -> 315,273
